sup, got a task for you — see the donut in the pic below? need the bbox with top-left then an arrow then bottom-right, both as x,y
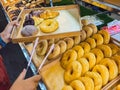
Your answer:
21,25 -> 38,37
79,30 -> 87,41
54,38 -> 60,43
92,34 -> 104,46
77,58 -> 89,75
108,43 -> 120,55
64,37 -> 74,50
36,40 -> 48,56
116,84 -> 120,90
81,19 -> 88,26
111,55 -> 120,74
73,36 -> 81,45
70,80 -> 85,90
47,38 -> 55,45
48,44 -> 60,60
92,65 -> 109,86
79,77 -> 94,90
79,42 -> 91,53
86,38 -> 96,49
72,45 -> 84,59
87,23 -> 98,34
56,40 -> 67,54
99,58 -> 118,81
62,85 -> 73,90
83,52 -> 96,70
39,19 -> 59,33
98,30 -> 110,44
64,61 -> 82,84
61,49 -> 77,69
97,45 -> 112,58
83,26 -> 93,38
85,71 -> 102,90
90,48 -> 104,64
40,10 -> 59,19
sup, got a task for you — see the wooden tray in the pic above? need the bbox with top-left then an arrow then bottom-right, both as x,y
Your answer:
10,5 -> 81,43
103,0 -> 120,7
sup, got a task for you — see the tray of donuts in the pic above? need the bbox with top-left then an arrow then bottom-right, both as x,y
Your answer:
10,4 -> 81,43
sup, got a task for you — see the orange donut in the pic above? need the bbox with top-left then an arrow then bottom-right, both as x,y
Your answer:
61,49 -> 77,69
86,38 -> 96,49
83,26 -> 93,38
64,61 -> 82,84
80,30 -> 87,41
64,37 -> 74,50
88,23 -> 98,34
79,42 -> 91,53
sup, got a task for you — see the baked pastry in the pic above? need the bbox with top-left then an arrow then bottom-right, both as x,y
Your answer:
86,38 -> 96,49
73,36 -> 81,45
62,85 -> 73,90
83,26 -> 93,38
64,37 -> 74,50
92,65 -> 109,86
88,23 -> 98,34
116,84 -> 120,90
81,19 -> 88,26
64,61 -> 82,84
79,42 -> 91,53
79,30 -> 87,41
21,25 -> 38,37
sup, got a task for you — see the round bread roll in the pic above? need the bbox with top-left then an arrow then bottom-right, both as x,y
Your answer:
21,25 -> 38,37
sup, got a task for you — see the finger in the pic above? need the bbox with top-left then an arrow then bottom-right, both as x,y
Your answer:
16,69 -> 27,80
31,75 -> 41,82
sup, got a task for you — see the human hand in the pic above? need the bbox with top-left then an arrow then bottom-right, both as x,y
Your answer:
0,20 -> 19,43
10,69 -> 41,90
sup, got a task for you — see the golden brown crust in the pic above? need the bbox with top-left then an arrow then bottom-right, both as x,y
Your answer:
86,38 -> 96,49
64,37 -> 74,50
79,42 -> 91,53
83,26 -> 93,38
88,23 -> 98,34
80,30 -> 87,41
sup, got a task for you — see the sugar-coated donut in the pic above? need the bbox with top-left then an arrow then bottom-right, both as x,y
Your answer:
79,42 -> 91,53
100,58 -> 118,80
48,44 -> 60,60
62,85 -> 73,90
108,43 -> 120,55
79,77 -> 94,90
70,80 -> 85,90
92,65 -> 109,86
61,49 -> 77,69
85,71 -> 102,90
39,19 -> 59,33
88,23 -> 98,34
72,45 -> 84,59
83,52 -> 96,70
81,19 -> 88,26
92,34 -> 104,46
64,37 -> 74,50
36,40 -> 48,56
90,48 -> 104,64
80,30 -> 87,41
111,55 -> 120,74
86,38 -> 96,49
64,61 -> 82,84
56,40 -> 67,54
97,45 -> 112,58
77,58 -> 89,75
73,36 -> 81,45
98,30 -> 110,44
83,26 -> 93,38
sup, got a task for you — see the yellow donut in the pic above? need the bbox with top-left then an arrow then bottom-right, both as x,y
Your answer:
85,71 -> 102,90
86,38 -> 96,49
48,44 -> 60,60
64,61 -> 82,84
83,52 -> 96,70
36,40 -> 48,56
108,43 -> 120,55
57,40 -> 67,54
70,80 -> 85,90
79,77 -> 94,90
80,30 -> 87,41
61,49 -> 77,69
83,26 -> 93,38
92,65 -> 109,86
64,37 -> 74,50
116,84 -> 120,90
97,45 -> 112,58
77,58 -> 89,75
88,23 -> 98,34
100,58 -> 118,80
39,19 -> 59,33
111,55 -> 120,74
73,36 -> 81,45
90,48 -> 104,64
79,42 -> 91,53
92,34 -> 104,46
98,30 -> 110,44
72,45 -> 84,59
62,85 -> 73,90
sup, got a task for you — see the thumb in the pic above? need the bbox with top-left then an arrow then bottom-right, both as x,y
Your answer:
16,69 -> 27,80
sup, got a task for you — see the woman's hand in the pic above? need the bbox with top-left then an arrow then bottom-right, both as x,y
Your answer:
0,20 -> 19,43
10,69 -> 41,90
